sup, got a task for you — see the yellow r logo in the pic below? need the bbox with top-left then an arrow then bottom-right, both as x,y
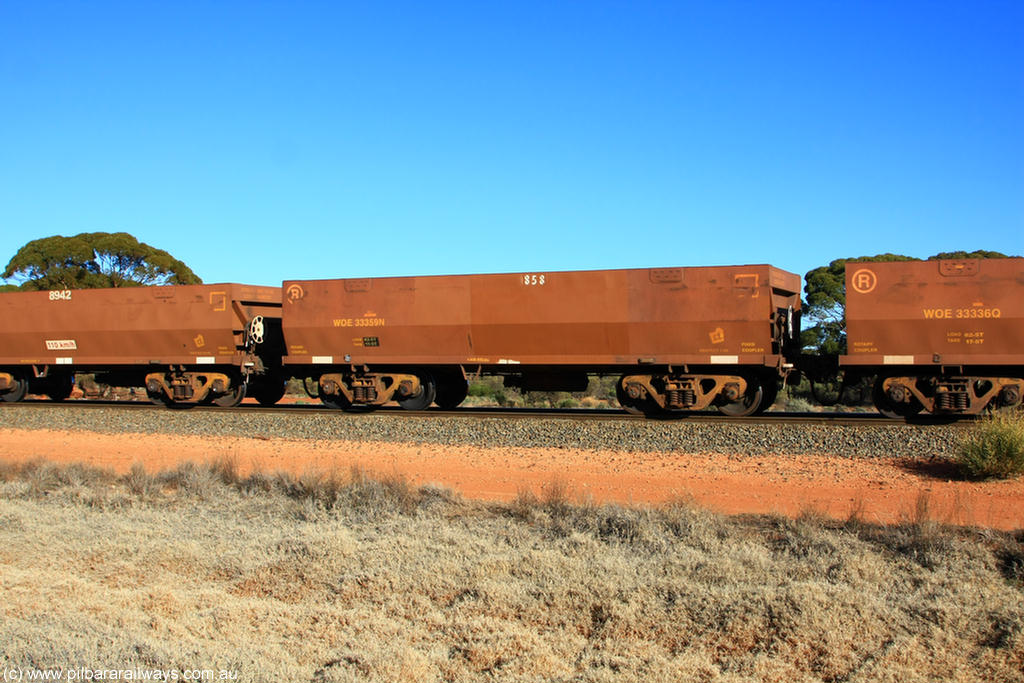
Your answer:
851,269 -> 877,294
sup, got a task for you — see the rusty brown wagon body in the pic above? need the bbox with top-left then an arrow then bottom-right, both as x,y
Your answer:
0,284 -> 285,406
283,265 -> 802,415
841,258 -> 1024,415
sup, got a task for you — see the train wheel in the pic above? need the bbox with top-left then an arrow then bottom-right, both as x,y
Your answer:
1,374 -> 29,403
435,375 -> 468,410
147,389 -> 174,407
212,384 -> 247,408
320,393 -> 352,410
397,373 -> 436,411
615,377 -> 646,415
251,378 -> 286,406
872,378 -> 922,418
716,380 -> 764,417
44,374 -> 74,402
755,381 -> 779,415
322,394 -> 377,412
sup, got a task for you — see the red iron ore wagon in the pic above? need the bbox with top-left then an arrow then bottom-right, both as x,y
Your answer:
282,265 -> 802,415
0,284 -> 284,406
842,258 -> 1024,416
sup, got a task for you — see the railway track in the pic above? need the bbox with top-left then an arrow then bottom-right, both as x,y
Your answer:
1,397 -> 973,461
2,398 -> 973,427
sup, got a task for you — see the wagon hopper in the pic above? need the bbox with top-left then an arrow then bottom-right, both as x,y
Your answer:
283,265 -> 802,415
0,284 -> 285,406
842,258 -> 1024,416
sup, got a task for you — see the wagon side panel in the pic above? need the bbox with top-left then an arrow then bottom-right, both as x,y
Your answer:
282,277 -> 473,366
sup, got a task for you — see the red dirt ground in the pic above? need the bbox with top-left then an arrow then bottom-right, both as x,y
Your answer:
1,427 -> 1022,530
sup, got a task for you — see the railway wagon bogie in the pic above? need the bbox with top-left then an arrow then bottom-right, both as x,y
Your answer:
0,284 -> 285,407
284,265 -> 802,415
617,369 -> 777,416
869,372 -> 1023,418
317,368 -> 435,410
314,366 -> 473,411
144,366 -> 246,406
842,258 -> 1024,416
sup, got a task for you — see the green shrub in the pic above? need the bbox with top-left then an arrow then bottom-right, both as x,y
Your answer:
467,376 -> 505,397
465,376 -> 618,409
956,411 -> 1024,480
783,396 -> 814,413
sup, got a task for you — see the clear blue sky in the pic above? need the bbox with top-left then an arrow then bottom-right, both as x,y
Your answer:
2,1 -> 1021,287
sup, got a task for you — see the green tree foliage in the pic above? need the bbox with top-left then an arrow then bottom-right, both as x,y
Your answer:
929,249 -> 1010,261
802,250 -> 1012,354
2,232 -> 202,290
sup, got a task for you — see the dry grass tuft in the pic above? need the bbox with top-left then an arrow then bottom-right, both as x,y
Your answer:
340,465 -> 420,517
845,494 -> 869,530
0,459 -> 117,499
157,461 -> 221,499
124,462 -> 157,497
540,476 -> 573,516
208,453 -> 242,486
510,486 -> 540,522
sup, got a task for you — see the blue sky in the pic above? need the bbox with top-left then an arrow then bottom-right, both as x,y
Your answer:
2,1 -> 1021,287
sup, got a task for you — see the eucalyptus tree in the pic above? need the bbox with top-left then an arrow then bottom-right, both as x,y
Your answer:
3,232 -> 201,290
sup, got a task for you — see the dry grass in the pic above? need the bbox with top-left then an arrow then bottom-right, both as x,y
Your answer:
0,459 -> 1022,682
